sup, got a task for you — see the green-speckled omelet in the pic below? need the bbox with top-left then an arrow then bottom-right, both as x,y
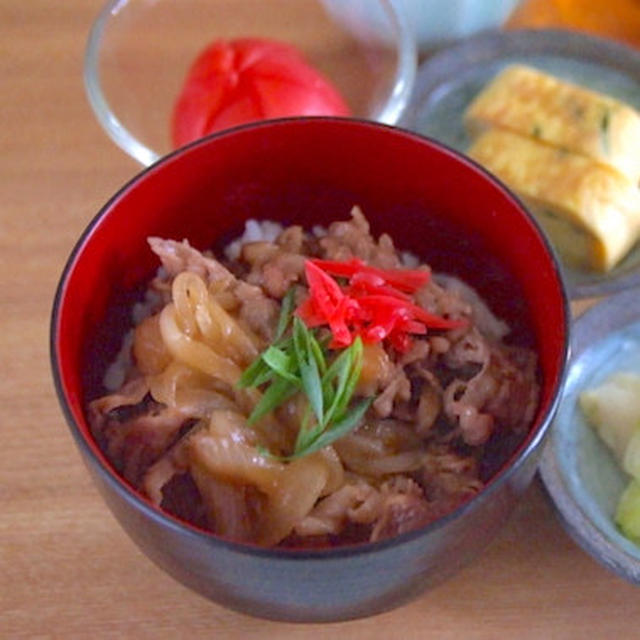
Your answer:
467,128 -> 640,272
464,64 -> 640,185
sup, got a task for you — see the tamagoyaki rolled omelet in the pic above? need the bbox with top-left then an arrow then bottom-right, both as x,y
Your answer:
464,64 -> 640,184
464,65 -> 640,271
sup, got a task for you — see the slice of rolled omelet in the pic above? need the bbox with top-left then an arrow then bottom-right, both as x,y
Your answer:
464,64 -> 640,185
467,128 -> 640,271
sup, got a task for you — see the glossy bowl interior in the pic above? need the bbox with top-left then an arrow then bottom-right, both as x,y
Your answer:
84,0 -> 416,166
51,118 -> 569,622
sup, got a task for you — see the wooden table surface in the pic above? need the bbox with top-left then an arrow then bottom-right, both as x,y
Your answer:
2,1 -> 639,637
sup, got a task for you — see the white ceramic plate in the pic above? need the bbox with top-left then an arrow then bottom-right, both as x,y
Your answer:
401,29 -> 640,299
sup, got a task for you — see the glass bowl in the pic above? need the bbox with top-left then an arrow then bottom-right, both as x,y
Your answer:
84,0 -> 417,166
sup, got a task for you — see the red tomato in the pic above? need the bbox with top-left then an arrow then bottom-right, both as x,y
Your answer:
171,38 -> 351,147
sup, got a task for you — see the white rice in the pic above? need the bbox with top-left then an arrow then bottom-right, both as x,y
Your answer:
400,251 -> 420,268
103,274 -> 165,391
132,283 -> 164,325
224,220 -> 334,261
224,219 -> 284,261
103,330 -> 134,391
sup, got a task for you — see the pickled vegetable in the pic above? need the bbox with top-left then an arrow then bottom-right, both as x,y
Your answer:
616,479 -> 640,543
579,372 -> 640,462
580,372 -> 640,545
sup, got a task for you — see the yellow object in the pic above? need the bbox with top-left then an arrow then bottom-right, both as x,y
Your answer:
464,64 -> 640,184
467,129 -> 640,271
579,372 -> 640,464
616,479 -> 640,544
623,430 -> 640,480
579,371 -> 640,545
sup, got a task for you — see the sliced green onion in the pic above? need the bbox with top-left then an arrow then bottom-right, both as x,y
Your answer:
274,287 -> 296,342
239,308 -> 372,459
237,355 -> 271,388
247,376 -> 298,425
261,346 -> 299,384
289,398 -> 373,460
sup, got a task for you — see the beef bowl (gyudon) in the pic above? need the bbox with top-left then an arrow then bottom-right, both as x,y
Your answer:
51,117 -> 569,622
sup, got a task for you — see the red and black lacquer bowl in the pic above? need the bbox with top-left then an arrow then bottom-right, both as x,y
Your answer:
50,117 -> 569,622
